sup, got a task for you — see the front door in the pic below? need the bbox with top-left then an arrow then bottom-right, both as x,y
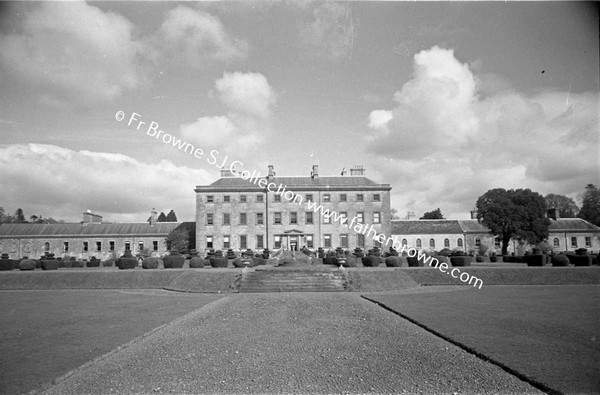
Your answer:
290,236 -> 298,251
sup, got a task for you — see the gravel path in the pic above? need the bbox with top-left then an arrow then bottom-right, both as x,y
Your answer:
43,293 -> 542,394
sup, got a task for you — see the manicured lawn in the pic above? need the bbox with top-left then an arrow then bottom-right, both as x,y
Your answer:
0,290 -> 224,394
365,285 -> 600,394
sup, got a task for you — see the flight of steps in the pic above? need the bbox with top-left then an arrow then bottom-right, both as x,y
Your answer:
240,267 -> 346,293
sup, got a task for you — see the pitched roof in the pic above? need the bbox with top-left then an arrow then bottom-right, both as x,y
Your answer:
198,175 -> 390,191
0,222 -> 188,238
548,218 -> 600,232
391,218 -> 600,235
391,220 -> 464,235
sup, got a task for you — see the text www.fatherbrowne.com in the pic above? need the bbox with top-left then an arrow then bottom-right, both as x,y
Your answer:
116,110 -> 483,290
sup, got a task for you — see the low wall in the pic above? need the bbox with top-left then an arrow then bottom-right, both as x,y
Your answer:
0,266 -> 598,292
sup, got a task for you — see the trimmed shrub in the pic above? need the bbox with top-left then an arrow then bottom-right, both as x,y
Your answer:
0,254 -> 13,271
232,258 -> 244,268
41,253 -> 59,270
163,251 -> 185,268
591,254 -> 598,266
86,257 -> 100,267
551,254 -> 570,267
117,250 -> 137,270
102,259 -> 115,267
142,257 -> 159,269
361,256 -> 380,267
525,254 -> 545,267
225,249 -> 237,260
476,256 -> 484,263
189,256 -> 205,268
343,256 -> 358,267
385,256 -> 403,267
489,255 -> 498,262
71,260 -> 84,268
570,255 -> 592,266
513,256 -> 525,264
19,259 -> 36,271
210,257 -> 229,268
323,256 -> 338,265
450,256 -> 472,267
406,256 -> 422,267
575,248 -> 588,255
251,257 -> 266,266
353,248 -> 364,258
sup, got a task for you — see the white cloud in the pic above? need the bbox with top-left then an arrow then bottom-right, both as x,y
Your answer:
158,6 -> 248,65
0,144 -> 213,222
180,116 -> 237,147
0,2 -> 149,104
215,72 -> 277,119
366,46 -> 599,219
303,2 -> 354,60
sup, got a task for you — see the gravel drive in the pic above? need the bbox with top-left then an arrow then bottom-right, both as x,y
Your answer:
43,293 -> 542,394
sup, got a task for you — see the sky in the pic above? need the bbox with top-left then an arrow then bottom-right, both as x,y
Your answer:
0,1 -> 598,223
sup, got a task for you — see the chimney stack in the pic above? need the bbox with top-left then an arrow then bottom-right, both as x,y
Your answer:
82,211 -> 102,224
547,208 -> 559,221
470,210 -> 478,220
267,165 -> 275,180
149,208 -> 157,227
349,165 -> 365,176
311,164 -> 319,179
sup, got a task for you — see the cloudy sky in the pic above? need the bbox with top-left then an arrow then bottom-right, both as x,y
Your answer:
0,1 -> 598,223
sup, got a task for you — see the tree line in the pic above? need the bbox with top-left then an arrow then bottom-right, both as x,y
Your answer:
0,207 -> 62,224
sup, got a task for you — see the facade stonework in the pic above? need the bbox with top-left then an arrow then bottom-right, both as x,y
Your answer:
194,166 -> 392,253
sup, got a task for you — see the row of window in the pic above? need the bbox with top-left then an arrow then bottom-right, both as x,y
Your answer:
553,236 -> 592,248
206,211 -> 382,226
57,240 -> 160,253
205,193 -> 381,204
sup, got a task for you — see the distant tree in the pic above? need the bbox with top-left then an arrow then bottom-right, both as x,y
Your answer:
166,209 -> 178,222
30,215 -> 39,223
0,207 -> 6,223
14,208 -> 26,223
544,193 -> 579,218
578,184 -> 600,226
420,208 -> 444,220
157,212 -> 167,222
166,228 -> 189,252
476,188 -> 550,255
390,208 -> 400,220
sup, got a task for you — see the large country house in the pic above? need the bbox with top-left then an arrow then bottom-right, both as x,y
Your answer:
194,165 -> 392,253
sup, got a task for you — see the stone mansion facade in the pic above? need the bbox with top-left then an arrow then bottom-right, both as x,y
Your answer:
194,165 -> 392,253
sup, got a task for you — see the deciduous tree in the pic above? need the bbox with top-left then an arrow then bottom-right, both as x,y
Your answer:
166,209 -> 178,222
544,193 -> 579,218
166,228 -> 189,252
420,208 -> 444,220
578,184 -> 600,226
476,188 -> 550,255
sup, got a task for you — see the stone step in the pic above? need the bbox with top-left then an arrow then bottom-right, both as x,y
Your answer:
240,269 -> 346,293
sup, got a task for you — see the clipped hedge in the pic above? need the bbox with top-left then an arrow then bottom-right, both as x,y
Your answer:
163,252 -> 185,269
19,259 -> 36,271
0,253 -> 13,271
361,256 -> 380,267
189,256 -> 205,268
450,256 -> 472,267
142,257 -> 159,269
323,257 -> 338,265
117,251 -> 137,270
525,254 -> 545,267
551,255 -> 570,267
476,256 -> 485,263
71,260 -> 84,268
570,255 -> 592,267
42,254 -> 59,270
209,257 -> 229,268
385,256 -> 403,267
406,256 -> 423,267
343,256 -> 358,267
86,257 -> 100,267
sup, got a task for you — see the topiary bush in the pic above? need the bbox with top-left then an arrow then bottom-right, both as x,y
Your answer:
551,254 -> 570,267
19,259 -> 36,271
142,257 -> 159,269
41,253 -> 59,270
570,255 -> 592,266
591,254 -> 598,266
189,256 -> 205,268
385,256 -> 403,267
71,260 -> 84,268
87,257 -> 100,267
361,256 -> 380,267
117,250 -> 137,270
0,253 -> 14,271
210,256 -> 229,268
475,256 -> 485,263
489,254 -> 498,263
102,259 -> 115,267
525,254 -> 545,267
163,251 -> 185,268
450,255 -> 472,267
343,256 -> 357,267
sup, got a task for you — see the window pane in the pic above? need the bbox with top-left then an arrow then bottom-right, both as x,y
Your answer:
356,194 -> 363,202
257,235 -> 264,249
340,194 -> 347,202
240,235 -> 247,249
256,194 -> 264,203
207,195 -> 214,203
373,194 -> 380,202
444,238 -> 450,248
224,195 -> 230,202
240,213 -> 247,225
357,212 -> 364,223
274,195 -> 281,202
223,236 -> 230,249
358,234 -> 365,248
306,235 -> 314,248
206,213 -> 214,225
290,212 -> 297,224
323,194 -> 330,202
306,212 -> 313,224
340,234 -> 348,248
274,212 -> 282,224
257,213 -> 264,225
429,238 -> 435,248
373,212 -> 380,224
206,236 -> 213,249
223,213 -> 230,225
416,239 -> 422,248
240,195 -> 247,203
324,234 -> 331,248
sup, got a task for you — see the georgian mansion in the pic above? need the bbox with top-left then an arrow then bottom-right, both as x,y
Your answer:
0,164 -> 599,258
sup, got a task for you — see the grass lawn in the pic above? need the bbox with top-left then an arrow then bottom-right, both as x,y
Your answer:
365,285 -> 600,394
0,290 -> 224,394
